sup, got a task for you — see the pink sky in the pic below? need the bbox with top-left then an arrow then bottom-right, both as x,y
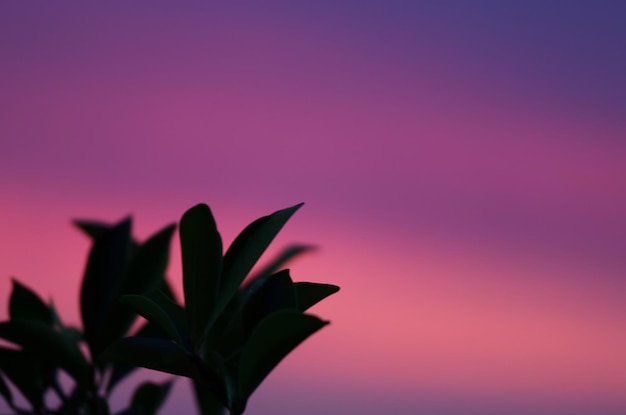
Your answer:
1,2 -> 625,414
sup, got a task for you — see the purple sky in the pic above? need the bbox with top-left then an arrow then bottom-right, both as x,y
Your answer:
1,2 -> 625,414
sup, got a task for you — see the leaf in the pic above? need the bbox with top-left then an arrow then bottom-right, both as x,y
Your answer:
120,295 -> 185,347
102,224 -> 177,351
247,244 -> 316,281
180,204 -> 223,345
241,270 -> 297,335
0,372 -> 14,410
238,310 -> 328,401
294,282 -> 340,311
0,320 -> 91,385
80,217 -> 132,358
106,320 -> 171,394
0,347 -> 47,411
130,381 -> 172,415
101,337 -> 196,378
192,378 -> 227,415
220,204 -> 303,318
8,279 -> 52,324
74,219 -> 115,240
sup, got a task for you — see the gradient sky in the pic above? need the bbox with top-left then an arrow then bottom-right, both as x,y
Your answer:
1,2 -> 625,414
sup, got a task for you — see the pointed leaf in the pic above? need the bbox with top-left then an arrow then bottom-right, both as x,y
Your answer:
130,381 -> 172,415
241,270 -> 297,335
180,204 -> 223,344
80,217 -> 132,358
9,279 -> 52,324
294,282 -> 340,311
247,244 -> 316,281
120,295 -> 185,347
74,219 -> 115,240
220,204 -> 303,316
0,320 -> 91,385
102,337 -> 196,378
238,310 -> 328,400
101,224 -> 177,351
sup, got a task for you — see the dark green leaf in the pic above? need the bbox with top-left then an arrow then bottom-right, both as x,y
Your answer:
220,204 -> 303,318
101,337 -> 196,378
180,204 -> 223,345
241,270 -> 297,336
130,381 -> 172,415
80,217 -> 132,358
106,320 -> 171,394
101,224 -> 177,352
294,282 -> 340,311
238,310 -> 328,400
123,224 -> 176,296
0,347 -> 47,411
120,295 -> 185,347
8,279 -> 52,324
0,320 -> 91,385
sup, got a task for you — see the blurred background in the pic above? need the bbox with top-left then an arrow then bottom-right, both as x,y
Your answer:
1,2 -> 624,414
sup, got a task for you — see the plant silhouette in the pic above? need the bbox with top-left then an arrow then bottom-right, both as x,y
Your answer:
0,203 -> 339,415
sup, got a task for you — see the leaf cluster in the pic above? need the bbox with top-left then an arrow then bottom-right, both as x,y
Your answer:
0,203 -> 338,415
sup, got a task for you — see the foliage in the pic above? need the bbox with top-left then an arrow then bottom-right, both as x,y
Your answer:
0,203 -> 339,415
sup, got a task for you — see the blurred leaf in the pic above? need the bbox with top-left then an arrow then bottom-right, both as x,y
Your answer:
80,217 -> 132,358
241,270 -> 297,336
294,282 -> 340,311
120,295 -> 185,347
220,204 -> 303,319
192,378 -> 227,415
0,320 -> 91,385
247,244 -> 316,282
106,320 -> 170,394
8,279 -> 52,324
0,346 -> 46,411
238,310 -> 328,401
180,204 -> 223,345
0,372 -> 14,409
74,220 -> 114,240
129,381 -> 172,415
102,224 -> 177,353
102,337 -> 196,378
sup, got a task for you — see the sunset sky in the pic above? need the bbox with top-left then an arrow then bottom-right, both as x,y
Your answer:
1,2 -> 625,414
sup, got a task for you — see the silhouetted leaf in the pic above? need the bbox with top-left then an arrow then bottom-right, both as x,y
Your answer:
101,224 -> 177,353
247,244 -> 316,281
241,270 -> 297,335
74,220 -> 114,240
0,347 -> 46,411
180,204 -> 223,345
238,310 -> 328,400
102,337 -> 195,378
8,279 -> 52,324
80,217 -> 132,358
106,320 -> 170,394
121,295 -> 185,347
220,204 -> 302,318
129,381 -> 172,415
192,378 -> 227,415
0,320 -> 90,385
0,372 -> 14,409
294,282 -> 340,311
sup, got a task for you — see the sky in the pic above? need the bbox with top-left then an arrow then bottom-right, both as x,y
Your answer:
1,1 -> 625,414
